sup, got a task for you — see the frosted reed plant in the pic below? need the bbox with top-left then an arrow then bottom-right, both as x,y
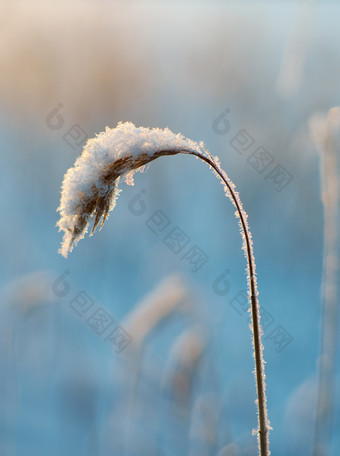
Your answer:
56,122 -> 270,456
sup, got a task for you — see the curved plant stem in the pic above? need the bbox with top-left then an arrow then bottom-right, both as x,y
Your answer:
57,131 -> 271,455
181,150 -> 270,456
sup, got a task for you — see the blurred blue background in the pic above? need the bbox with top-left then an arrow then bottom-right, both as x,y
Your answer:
0,1 -> 339,455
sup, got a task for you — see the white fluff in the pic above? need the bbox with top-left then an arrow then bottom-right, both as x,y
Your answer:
57,122 -> 203,257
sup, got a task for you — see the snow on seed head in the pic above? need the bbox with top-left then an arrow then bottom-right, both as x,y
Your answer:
57,122 -> 202,257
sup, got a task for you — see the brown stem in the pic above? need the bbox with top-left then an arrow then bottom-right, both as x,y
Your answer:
180,149 -> 270,456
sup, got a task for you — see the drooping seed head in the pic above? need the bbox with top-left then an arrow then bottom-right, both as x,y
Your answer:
57,121 -> 203,257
